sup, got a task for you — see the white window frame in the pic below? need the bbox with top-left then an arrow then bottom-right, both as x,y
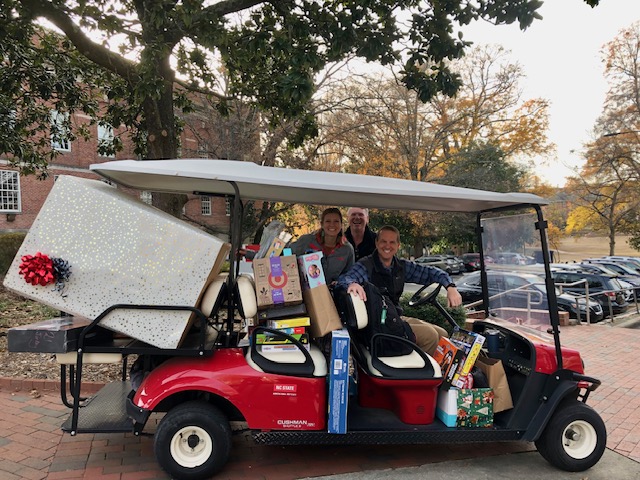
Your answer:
97,122 -> 115,158
0,170 -> 21,213
201,196 -> 211,216
50,110 -> 71,152
197,144 -> 209,159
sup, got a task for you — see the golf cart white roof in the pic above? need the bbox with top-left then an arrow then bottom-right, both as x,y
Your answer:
90,159 -> 547,213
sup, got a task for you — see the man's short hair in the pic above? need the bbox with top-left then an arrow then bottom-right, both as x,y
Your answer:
347,207 -> 369,217
377,225 -> 400,242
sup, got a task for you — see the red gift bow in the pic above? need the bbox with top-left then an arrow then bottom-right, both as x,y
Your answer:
19,252 -> 55,286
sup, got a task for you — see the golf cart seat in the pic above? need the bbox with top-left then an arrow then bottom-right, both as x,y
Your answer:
245,330 -> 328,377
198,274 -> 259,345
200,273 -> 258,320
333,286 -> 442,425
219,277 -> 327,378
333,287 -> 441,380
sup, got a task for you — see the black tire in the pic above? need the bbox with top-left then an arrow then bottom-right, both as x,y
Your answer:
154,401 -> 232,480
535,400 -> 606,472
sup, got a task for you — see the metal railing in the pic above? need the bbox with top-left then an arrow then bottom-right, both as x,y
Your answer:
465,279 -> 635,325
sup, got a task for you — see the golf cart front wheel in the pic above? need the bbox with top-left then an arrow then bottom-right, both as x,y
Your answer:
154,401 -> 232,480
535,400 -> 606,472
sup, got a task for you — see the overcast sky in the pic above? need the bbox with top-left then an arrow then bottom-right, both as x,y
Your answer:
462,0 -> 640,187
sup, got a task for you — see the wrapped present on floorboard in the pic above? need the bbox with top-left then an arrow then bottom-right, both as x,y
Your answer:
3,176 -> 230,349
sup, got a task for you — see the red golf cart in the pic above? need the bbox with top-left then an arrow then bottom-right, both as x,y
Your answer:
6,159 -> 605,479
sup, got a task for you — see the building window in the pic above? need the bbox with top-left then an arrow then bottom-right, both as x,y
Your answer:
50,110 -> 71,151
140,191 -> 152,205
201,196 -> 211,215
0,170 -> 21,213
225,197 -> 231,216
97,122 -> 115,157
197,144 -> 209,159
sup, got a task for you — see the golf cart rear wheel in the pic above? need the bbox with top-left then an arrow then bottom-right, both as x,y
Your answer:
535,400 -> 606,472
154,401 -> 232,480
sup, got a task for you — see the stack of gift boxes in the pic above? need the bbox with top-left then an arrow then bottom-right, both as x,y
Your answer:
249,245 -> 348,434
433,327 -> 495,428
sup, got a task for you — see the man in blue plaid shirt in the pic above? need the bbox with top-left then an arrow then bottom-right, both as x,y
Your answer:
337,225 -> 462,355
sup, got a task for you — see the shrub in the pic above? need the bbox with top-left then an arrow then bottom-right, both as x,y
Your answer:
400,292 -> 467,335
0,232 -> 26,275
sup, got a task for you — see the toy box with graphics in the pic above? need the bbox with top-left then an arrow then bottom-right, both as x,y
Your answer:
253,255 -> 303,309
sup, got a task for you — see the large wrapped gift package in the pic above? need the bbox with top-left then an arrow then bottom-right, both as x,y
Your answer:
436,387 -> 494,427
3,176 -> 230,349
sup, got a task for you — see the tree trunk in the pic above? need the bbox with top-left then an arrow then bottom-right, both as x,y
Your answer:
609,228 -> 616,255
145,82 -> 188,217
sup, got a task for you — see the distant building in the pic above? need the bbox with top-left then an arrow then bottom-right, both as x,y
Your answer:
0,95 -> 260,240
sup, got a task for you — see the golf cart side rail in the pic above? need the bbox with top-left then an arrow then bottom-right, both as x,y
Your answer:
66,303 -> 215,434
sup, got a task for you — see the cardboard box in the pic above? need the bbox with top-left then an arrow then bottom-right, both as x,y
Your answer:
3,176 -> 230,349
328,329 -> 350,434
253,255 -> 303,310
432,337 -> 465,390
450,327 -> 486,388
255,332 -> 310,345
266,317 -> 311,329
302,285 -> 343,339
257,303 -> 308,321
264,237 -> 288,258
298,252 -> 326,289
8,316 -> 93,353
436,388 -> 494,428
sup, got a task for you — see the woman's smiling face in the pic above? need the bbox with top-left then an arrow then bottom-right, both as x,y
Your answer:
322,213 -> 342,237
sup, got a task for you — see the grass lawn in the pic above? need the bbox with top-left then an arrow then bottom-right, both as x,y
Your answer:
553,235 -> 639,263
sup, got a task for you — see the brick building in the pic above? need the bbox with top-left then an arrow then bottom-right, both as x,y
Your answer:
0,99 -> 259,240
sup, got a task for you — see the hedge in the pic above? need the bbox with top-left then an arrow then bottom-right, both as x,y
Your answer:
0,232 -> 26,275
399,292 -> 467,335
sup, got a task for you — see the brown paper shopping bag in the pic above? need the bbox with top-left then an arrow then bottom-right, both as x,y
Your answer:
476,356 -> 514,413
302,285 -> 343,338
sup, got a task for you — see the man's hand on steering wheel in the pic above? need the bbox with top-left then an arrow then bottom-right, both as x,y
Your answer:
446,285 -> 462,308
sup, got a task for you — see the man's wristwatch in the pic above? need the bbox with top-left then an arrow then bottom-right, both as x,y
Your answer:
445,283 -> 456,290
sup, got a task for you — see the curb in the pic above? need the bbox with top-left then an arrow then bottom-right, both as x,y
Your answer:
0,376 -> 105,394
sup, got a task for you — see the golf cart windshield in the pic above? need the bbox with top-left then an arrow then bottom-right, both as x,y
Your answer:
90,159 -> 558,335
467,213 -> 558,333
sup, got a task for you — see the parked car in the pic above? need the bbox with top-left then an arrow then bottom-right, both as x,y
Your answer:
415,255 -> 450,273
457,271 -> 604,322
461,253 -> 495,272
602,255 -> 640,271
440,255 -> 465,275
550,270 -> 629,317
579,260 -> 640,298
494,252 -> 530,265
584,258 -> 640,276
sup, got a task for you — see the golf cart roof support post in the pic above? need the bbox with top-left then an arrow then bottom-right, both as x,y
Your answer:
225,182 -> 242,344
476,213 -> 490,319
534,206 -> 563,370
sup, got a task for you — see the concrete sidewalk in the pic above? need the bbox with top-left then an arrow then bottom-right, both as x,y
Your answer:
0,320 -> 639,479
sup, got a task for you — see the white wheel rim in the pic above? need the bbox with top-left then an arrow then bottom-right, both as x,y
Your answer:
562,419 -> 597,459
170,425 -> 213,468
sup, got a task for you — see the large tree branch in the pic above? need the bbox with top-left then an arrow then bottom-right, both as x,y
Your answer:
21,0 -> 139,82
206,0 -> 267,17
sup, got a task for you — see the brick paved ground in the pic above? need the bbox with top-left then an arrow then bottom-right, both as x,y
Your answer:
0,321 -> 638,479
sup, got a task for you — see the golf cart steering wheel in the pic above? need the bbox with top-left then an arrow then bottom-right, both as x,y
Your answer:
408,283 -> 441,307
